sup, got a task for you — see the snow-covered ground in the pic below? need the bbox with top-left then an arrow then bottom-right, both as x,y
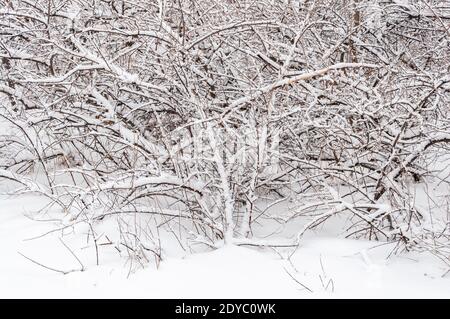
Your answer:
1,191 -> 449,299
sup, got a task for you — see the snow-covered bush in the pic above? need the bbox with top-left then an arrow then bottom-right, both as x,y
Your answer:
1,0 -> 449,265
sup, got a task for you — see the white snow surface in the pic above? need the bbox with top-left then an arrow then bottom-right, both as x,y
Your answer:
0,191 -> 449,299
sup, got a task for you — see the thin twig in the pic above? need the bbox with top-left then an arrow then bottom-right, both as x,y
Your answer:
18,251 -> 74,275
283,267 -> 313,293
59,238 -> 85,271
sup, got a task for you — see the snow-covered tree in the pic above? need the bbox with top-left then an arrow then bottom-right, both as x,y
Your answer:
1,0 -> 449,265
